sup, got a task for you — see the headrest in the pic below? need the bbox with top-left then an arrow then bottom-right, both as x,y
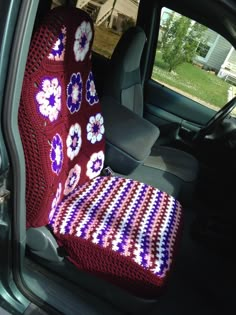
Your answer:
110,26 -> 147,73
25,6 -> 94,79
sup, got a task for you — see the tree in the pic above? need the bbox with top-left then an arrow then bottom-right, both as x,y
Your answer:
160,14 -> 207,72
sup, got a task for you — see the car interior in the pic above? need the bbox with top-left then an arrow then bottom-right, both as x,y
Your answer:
1,0 -> 236,314
100,24 -> 199,204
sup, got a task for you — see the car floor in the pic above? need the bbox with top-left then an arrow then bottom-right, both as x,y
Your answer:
149,205 -> 236,315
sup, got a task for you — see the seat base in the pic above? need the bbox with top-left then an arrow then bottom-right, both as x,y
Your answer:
145,146 -> 199,182
49,176 -> 182,298
126,164 -> 182,197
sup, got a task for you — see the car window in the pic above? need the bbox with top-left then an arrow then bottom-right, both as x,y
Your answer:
153,7 -> 236,117
76,0 -> 140,58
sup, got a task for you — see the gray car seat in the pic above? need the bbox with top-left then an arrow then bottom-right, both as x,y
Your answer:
101,26 -> 199,203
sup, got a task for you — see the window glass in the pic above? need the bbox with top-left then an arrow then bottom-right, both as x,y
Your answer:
196,43 -> 211,58
153,7 -> 236,116
76,0 -> 139,58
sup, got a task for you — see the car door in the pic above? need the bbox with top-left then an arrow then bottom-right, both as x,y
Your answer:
144,80 -> 215,145
143,3 -> 233,148
0,0 -> 33,313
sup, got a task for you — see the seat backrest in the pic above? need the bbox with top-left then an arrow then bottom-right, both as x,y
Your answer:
18,6 -> 105,228
103,26 -> 146,116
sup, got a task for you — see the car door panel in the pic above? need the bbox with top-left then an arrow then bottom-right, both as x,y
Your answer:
144,101 -> 183,126
144,79 -> 216,133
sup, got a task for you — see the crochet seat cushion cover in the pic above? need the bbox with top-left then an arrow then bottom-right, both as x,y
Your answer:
18,6 -> 182,297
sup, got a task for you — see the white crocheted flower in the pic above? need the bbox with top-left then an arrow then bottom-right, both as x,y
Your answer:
66,123 -> 82,160
86,151 -> 104,179
73,21 -> 92,62
64,164 -> 81,195
49,182 -> 62,221
36,77 -> 61,122
67,72 -> 83,113
87,113 -> 105,144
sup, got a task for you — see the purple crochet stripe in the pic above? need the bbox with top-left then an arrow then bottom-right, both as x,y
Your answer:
63,202 -> 80,234
50,198 -> 65,227
50,177 -> 99,228
116,182 -> 148,254
140,190 -> 162,268
79,177 -> 118,240
156,199 -> 179,276
63,177 -> 106,234
96,179 -> 133,247
49,182 -> 76,227
139,192 -> 161,267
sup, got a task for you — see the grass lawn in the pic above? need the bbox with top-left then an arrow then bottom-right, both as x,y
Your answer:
153,51 -> 231,108
92,26 -> 230,109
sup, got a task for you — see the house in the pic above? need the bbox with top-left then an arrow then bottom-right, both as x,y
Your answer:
76,0 -> 139,30
217,47 -> 236,84
194,28 -> 232,73
159,8 -> 233,74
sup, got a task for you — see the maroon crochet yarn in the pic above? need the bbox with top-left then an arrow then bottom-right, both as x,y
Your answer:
18,6 -> 183,297
19,7 -> 105,227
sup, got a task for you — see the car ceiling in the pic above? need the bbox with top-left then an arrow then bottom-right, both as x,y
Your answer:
156,0 -> 236,47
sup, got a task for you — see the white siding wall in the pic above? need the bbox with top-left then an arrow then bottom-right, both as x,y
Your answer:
206,36 -> 232,71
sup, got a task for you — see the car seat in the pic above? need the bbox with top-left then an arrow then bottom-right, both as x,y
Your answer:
18,6 -> 182,301
102,26 -> 199,203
